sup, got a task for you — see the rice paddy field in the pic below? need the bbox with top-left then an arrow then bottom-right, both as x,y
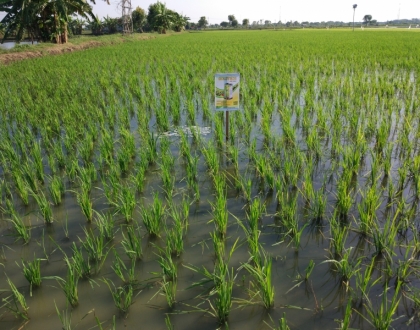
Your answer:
1,29 -> 420,329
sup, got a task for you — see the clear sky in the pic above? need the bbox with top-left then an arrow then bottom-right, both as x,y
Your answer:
1,0 -> 419,23
89,0 -> 419,23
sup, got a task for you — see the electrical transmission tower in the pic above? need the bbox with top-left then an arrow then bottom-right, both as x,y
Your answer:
121,0 -> 133,34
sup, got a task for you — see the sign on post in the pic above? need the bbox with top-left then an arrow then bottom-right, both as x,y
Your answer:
215,73 -> 240,111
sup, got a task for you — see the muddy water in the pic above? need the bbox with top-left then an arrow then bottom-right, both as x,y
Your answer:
0,98 -> 417,330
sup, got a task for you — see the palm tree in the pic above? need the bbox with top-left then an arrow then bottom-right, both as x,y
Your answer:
1,0 -> 100,43
88,14 -> 103,35
102,15 -> 118,34
153,2 -> 173,34
0,0 -> 46,43
69,17 -> 86,35
352,4 -> 357,32
172,12 -> 189,32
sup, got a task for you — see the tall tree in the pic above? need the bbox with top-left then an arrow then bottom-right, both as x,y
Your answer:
363,14 -> 372,26
147,2 -> 173,33
171,12 -> 189,32
220,21 -> 229,28
198,16 -> 208,29
132,6 -> 146,32
231,19 -> 238,28
228,15 -> 235,26
242,18 -> 249,27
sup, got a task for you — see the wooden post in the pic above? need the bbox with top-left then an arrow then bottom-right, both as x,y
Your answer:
226,110 -> 229,142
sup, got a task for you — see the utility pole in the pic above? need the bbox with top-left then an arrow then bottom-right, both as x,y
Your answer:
121,0 -> 133,34
353,4 -> 357,31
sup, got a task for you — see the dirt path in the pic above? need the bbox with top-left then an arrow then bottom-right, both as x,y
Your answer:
0,35 -> 156,65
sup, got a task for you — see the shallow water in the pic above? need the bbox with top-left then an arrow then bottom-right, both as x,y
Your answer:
1,30 -> 420,330
0,41 -> 38,50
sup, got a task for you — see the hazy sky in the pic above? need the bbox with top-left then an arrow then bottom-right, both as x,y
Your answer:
0,0 -> 419,23
90,0 -> 419,23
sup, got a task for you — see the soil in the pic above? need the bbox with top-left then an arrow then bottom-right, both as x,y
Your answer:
0,35 -> 156,65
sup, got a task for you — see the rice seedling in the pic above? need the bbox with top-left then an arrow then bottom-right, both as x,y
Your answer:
357,185 -> 381,236
322,247 -> 361,287
32,141 -> 44,183
141,192 -> 165,237
240,250 -> 275,309
32,190 -> 54,224
208,268 -> 235,325
397,164 -> 408,195
247,197 -> 265,229
121,224 -> 142,260
71,242 -> 93,279
335,299 -> 353,330
165,314 -> 173,330
112,249 -> 137,285
79,227 -> 110,264
21,257 -> 42,296
119,128 -> 136,160
79,133 -> 95,165
4,202 -> 31,244
2,276 -> 29,320
156,246 -> 177,282
165,221 -> 184,257
78,162 -> 97,192
21,162 -> 38,192
95,211 -> 115,241
75,186 -> 93,222
12,172 -> 29,205
131,162 -> 146,193
48,174 -> 65,205
169,197 -> 190,233
275,313 -> 291,330
370,214 -> 398,262
117,147 -> 131,174
354,257 -> 380,304
211,230 -> 226,264
394,246 -> 420,287
276,192 -> 307,251
145,132 -> 158,165
335,174 -> 353,218
357,283 -> 402,330
186,154 -> 198,188
112,185 -> 136,222
51,141 -> 66,169
160,277 -> 177,308
160,161 -> 175,196
329,215 -> 348,258
185,237 -> 239,299
57,258 -> 79,307
103,279 -> 134,315
210,174 -> 228,238
309,189 -> 327,221
55,302 -> 72,330
238,174 -> 252,203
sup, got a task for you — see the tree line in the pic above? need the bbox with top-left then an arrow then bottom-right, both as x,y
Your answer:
0,1 -> 189,44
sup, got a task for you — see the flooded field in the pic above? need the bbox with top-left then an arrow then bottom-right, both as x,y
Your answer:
1,30 -> 420,329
